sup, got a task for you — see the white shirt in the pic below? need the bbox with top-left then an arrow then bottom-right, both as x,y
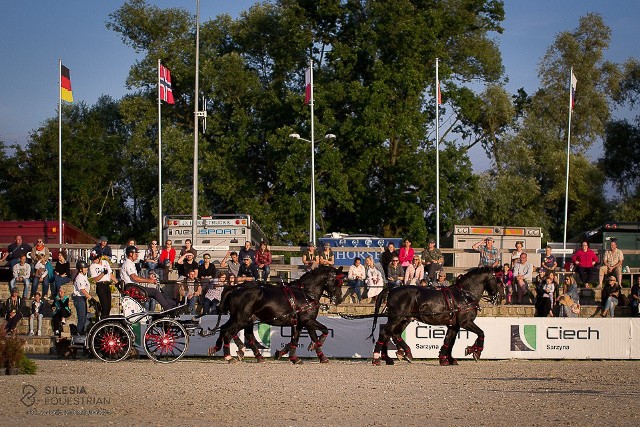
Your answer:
121,258 -> 139,284
348,264 -> 365,281
513,261 -> 533,282
89,259 -> 113,282
73,273 -> 91,297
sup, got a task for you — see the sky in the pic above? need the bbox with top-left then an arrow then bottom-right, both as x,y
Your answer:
1,1 -> 639,176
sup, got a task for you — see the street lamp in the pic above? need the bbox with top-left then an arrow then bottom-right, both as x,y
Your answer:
289,133 -> 336,243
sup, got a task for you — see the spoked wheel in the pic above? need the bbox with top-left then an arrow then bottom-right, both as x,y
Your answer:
90,322 -> 132,363
144,318 -> 189,363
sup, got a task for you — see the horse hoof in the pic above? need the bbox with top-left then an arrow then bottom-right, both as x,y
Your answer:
256,355 -> 266,363
372,358 -> 382,366
225,357 -> 238,364
208,346 -> 217,356
448,357 -> 459,366
465,346 -> 473,356
290,357 -> 303,365
396,349 -> 405,361
319,356 -> 329,364
384,358 -> 394,366
307,342 -> 315,351
472,351 -> 481,362
439,356 -> 450,366
236,348 -> 245,361
273,350 -> 282,360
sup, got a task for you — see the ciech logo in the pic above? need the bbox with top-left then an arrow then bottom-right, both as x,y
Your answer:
545,326 -> 601,351
414,324 -> 472,351
510,324 -> 537,351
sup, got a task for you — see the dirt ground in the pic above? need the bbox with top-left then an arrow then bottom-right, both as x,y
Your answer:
1,357 -> 639,426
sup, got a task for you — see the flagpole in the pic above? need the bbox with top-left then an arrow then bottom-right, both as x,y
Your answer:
562,67 -> 574,255
435,58 -> 440,249
309,58 -> 316,244
58,59 -> 63,245
158,59 -> 163,246
192,0 -> 200,243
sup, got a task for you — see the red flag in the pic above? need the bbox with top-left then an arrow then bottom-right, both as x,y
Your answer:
159,64 -> 175,104
304,66 -> 312,105
437,81 -> 442,105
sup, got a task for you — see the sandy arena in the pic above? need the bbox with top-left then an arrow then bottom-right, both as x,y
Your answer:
1,357 -> 639,426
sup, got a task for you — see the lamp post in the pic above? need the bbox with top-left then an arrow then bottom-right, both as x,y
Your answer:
289,133 -> 336,243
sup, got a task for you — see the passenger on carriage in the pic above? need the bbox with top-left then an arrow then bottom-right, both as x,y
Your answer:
121,246 -> 176,310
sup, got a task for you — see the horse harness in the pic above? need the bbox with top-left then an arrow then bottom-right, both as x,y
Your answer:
275,283 -> 319,325
409,284 -> 481,326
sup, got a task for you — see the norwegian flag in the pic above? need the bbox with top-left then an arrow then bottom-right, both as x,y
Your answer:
159,64 -> 175,104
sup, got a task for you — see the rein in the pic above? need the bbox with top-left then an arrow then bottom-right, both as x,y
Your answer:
400,284 -> 482,324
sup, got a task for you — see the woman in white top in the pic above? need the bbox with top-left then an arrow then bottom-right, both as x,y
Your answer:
72,260 -> 92,335
364,256 -> 384,301
347,257 -> 366,302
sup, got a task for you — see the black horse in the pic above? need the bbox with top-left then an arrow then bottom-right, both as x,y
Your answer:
370,266 -> 500,366
209,265 -> 344,363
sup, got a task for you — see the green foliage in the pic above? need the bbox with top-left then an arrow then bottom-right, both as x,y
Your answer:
18,354 -> 38,375
0,328 -> 25,369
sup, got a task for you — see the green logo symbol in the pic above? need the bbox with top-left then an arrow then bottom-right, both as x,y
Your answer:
511,324 -> 536,351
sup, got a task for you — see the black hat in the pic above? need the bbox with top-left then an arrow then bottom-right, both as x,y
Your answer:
125,245 -> 139,256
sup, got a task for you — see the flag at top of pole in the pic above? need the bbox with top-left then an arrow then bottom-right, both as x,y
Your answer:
159,64 -> 175,104
304,66 -> 312,105
570,69 -> 577,110
60,65 -> 73,103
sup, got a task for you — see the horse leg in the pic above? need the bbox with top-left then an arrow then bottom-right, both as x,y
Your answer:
439,325 -> 460,366
463,321 -> 485,361
372,318 -> 396,366
305,319 -> 330,363
288,324 -> 304,364
243,324 -> 265,363
390,319 -> 413,363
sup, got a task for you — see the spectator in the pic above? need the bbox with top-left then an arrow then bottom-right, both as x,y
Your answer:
198,253 -> 217,281
52,287 -> 71,337
472,237 -> 500,268
159,240 -> 177,280
571,241 -> 599,286
220,251 -> 240,281
29,292 -> 47,336
1,235 -> 32,269
500,263 -> 514,304
386,256 -> 404,289
398,239 -> 414,268
30,238 -> 51,266
89,250 -> 113,320
536,273 -> 555,317
421,239 -> 444,283
364,255 -> 384,302
540,246 -> 557,275
602,276 -> 621,318
511,241 -> 524,268
4,288 -> 23,334
630,276 -> 640,317
202,274 -> 223,315
302,242 -> 318,271
180,238 -> 197,257
175,269 -> 200,315
72,260 -> 92,335
254,241 -> 272,281
557,275 -> 580,318
238,240 -> 255,263
598,240 -> 624,288
318,242 -> 335,267
380,242 -> 399,278
31,253 -> 50,299
144,240 -> 161,278
237,255 -> 259,283
11,255 -> 32,298
404,255 -> 425,286
176,251 -> 198,279
51,250 -> 71,300
125,239 -> 143,275
513,253 -> 533,304
346,257 -> 365,303
435,270 -> 450,287
121,246 -> 176,310
92,236 -> 112,259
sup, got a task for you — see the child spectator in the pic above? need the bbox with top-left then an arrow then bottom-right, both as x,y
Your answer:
29,292 -> 47,335
536,274 -> 555,317
4,288 -> 23,333
500,264 -> 514,304
52,287 -> 71,337
10,255 -> 31,298
32,253 -> 50,299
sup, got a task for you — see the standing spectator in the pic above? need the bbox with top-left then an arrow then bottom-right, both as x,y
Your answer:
220,251 -> 240,281
380,242 -> 399,278
557,275 -> 580,318
144,240 -> 161,278
511,241 -> 524,268
536,273 -> 555,317
398,239 -> 414,268
51,250 -> 71,299
472,237 -> 500,268
29,292 -> 47,335
52,287 -> 71,337
630,276 -> 640,317
602,276 -> 621,318
4,288 -> 23,334
598,240 -> 624,288
237,255 -> 259,283
254,241 -> 272,281
364,255 -> 384,302
176,252 -> 198,279
159,240 -> 177,280
238,240 -> 255,263
175,269 -> 201,315
72,260 -> 92,335
435,270 -> 450,287
1,235 -> 32,269
302,242 -> 318,271
92,236 -> 112,259
346,257 -> 365,303
181,238 -> 197,257
404,255 -> 425,286
89,250 -> 113,320
318,242 -> 335,267
421,239 -> 444,283
500,263 -> 514,304
513,253 -> 533,304
31,253 -> 50,298
540,246 -> 557,275
122,246 -> 176,310
386,256 -> 404,289
571,241 -> 599,286
30,238 -> 51,265
11,255 -> 32,297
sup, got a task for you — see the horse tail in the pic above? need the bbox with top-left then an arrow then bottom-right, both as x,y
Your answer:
368,287 -> 389,341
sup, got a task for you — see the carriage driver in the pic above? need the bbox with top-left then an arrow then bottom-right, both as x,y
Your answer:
121,246 -> 176,310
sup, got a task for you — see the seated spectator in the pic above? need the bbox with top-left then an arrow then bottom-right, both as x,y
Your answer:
254,241 -> 272,281
175,269 -> 201,315
52,250 -> 71,300
598,240 -> 624,288
237,255 -> 259,283
198,253 -> 217,281
1,235 -> 32,269
631,276 -> 640,317
144,240 -> 161,278
571,241 -> 598,286
10,255 -> 32,298
364,255 -> 384,302
513,253 -> 533,304
52,287 -> 71,337
398,239 -> 414,268
29,292 -> 47,336
159,240 -> 177,280
176,252 -> 198,279
557,275 -> 580,317
421,239 -> 444,283
31,253 -> 50,299
180,239 -> 198,257
302,242 -> 318,271
540,246 -> 557,275
435,270 -> 450,287
380,242 -> 398,278
4,288 -> 23,334
346,257 -> 365,303
602,276 -> 621,317
404,255 -> 425,286
220,251 -> 240,282
500,264 -> 514,304
535,273 -> 555,317
511,241 -> 523,268
318,242 -> 335,267
202,273 -> 224,315
238,240 -> 255,264
30,238 -> 51,267
92,236 -> 113,259
386,256 -> 404,289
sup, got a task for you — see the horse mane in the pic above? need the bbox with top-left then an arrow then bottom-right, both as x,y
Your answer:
454,266 -> 496,288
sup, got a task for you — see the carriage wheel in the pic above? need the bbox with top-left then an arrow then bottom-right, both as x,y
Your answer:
144,318 -> 189,363
90,322 -> 132,363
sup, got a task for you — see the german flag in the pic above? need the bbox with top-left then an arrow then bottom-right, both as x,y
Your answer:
60,65 -> 73,102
